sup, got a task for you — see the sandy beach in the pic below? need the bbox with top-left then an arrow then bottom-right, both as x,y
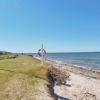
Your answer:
45,60 -> 100,100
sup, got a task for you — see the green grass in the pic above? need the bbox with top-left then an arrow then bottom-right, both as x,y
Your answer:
0,54 -> 48,99
0,54 -> 48,100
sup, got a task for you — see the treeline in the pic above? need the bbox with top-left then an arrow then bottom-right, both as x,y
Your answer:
0,51 -> 18,60
0,51 -> 12,55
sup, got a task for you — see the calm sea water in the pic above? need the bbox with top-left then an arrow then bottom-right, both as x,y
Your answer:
46,52 -> 100,70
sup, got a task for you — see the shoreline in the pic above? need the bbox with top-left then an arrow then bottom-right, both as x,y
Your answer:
47,58 -> 100,71
43,58 -> 100,100
44,59 -> 100,80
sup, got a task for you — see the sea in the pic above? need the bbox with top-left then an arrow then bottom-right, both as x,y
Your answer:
33,52 -> 100,70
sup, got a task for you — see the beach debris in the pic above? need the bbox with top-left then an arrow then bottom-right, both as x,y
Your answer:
73,88 -> 97,100
47,66 -> 70,85
78,92 -> 96,100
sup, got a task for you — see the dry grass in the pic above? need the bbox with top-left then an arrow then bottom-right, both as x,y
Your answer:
0,55 -> 50,100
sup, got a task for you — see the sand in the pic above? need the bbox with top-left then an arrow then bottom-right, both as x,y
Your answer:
55,72 -> 100,100
44,60 -> 100,100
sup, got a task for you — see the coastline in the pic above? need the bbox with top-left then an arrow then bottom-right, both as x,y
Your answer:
35,57 -> 100,100
45,59 -> 100,80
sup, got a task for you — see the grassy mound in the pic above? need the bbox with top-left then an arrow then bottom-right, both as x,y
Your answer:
0,55 -> 49,100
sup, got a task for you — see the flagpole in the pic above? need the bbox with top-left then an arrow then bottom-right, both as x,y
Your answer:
41,44 -> 44,64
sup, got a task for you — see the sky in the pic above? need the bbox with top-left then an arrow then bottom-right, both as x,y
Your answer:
0,0 -> 100,53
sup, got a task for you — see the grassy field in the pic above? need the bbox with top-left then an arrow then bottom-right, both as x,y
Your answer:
0,54 -> 50,100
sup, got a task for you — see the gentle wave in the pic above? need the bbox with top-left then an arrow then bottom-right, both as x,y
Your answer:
46,52 -> 100,70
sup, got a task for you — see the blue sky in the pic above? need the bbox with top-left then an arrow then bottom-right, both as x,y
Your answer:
0,0 -> 100,53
